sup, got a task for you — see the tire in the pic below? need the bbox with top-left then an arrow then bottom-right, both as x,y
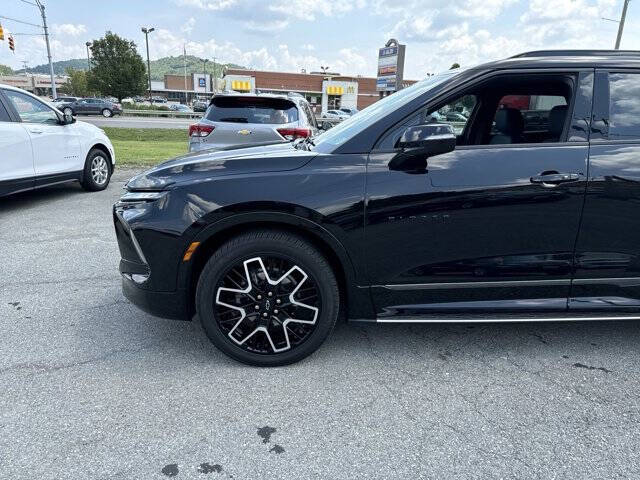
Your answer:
101,108 -> 113,118
81,148 -> 112,191
196,230 -> 339,366
63,107 -> 74,116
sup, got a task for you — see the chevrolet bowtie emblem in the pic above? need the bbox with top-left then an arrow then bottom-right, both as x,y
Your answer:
237,129 -> 252,135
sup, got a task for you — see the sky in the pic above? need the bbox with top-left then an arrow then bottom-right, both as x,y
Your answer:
0,0 -> 639,80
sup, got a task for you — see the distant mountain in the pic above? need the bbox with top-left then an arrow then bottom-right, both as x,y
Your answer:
17,55 -> 245,80
148,55 -> 244,81
17,58 -> 89,75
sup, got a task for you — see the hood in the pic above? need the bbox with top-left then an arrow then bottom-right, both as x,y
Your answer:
74,120 -> 105,135
126,141 -> 316,191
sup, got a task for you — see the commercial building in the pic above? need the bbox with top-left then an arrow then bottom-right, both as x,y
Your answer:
0,74 -> 67,96
151,69 -> 416,112
223,68 -> 416,113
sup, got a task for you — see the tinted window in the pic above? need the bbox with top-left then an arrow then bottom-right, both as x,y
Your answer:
206,97 -> 298,124
609,73 -> 640,140
4,90 -> 59,124
0,97 -> 10,122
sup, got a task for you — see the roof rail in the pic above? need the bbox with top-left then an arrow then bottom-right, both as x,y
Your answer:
512,49 -> 640,58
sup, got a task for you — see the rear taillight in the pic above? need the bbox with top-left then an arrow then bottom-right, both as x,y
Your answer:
189,124 -> 215,137
276,127 -> 311,141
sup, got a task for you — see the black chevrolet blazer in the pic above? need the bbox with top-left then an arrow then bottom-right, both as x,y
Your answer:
114,50 -> 640,366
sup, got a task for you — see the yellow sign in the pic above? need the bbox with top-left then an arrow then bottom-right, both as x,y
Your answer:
0,24 -> 4,41
231,80 -> 251,91
326,85 -> 344,95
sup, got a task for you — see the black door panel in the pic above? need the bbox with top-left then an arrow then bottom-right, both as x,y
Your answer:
366,144 -> 589,319
570,69 -> 640,311
571,144 -> 640,309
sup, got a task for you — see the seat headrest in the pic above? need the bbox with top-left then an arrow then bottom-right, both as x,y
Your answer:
548,105 -> 568,137
495,108 -> 524,135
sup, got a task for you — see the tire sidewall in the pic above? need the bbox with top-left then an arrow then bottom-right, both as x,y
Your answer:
82,149 -> 111,191
196,234 -> 339,367
102,108 -> 112,117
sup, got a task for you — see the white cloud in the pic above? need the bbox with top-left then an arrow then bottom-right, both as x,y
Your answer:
180,17 -> 196,35
52,24 -> 87,37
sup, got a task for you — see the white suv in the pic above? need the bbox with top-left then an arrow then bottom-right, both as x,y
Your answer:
0,84 -> 116,197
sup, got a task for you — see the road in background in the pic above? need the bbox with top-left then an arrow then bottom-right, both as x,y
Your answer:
82,115 -> 194,129
2,170 -> 640,479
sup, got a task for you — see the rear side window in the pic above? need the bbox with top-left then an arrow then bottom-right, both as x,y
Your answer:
206,97 -> 298,124
609,73 -> 640,140
0,96 -> 10,122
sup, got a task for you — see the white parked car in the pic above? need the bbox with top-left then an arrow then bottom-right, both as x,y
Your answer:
0,84 -> 115,197
322,109 -> 350,120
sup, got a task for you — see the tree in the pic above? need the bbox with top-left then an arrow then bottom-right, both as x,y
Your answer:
61,67 -> 90,97
0,64 -> 14,75
87,32 -> 147,101
450,63 -> 460,69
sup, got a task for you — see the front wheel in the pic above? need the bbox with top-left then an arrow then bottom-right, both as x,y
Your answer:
196,230 -> 339,366
63,107 -> 73,116
81,148 -> 111,191
101,108 -> 113,118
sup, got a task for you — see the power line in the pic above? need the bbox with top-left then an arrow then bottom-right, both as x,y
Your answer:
0,14 -> 42,29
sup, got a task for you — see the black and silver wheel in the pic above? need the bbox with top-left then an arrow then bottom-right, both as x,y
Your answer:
196,230 -> 339,366
101,108 -> 113,118
81,148 -> 111,191
63,107 -> 73,116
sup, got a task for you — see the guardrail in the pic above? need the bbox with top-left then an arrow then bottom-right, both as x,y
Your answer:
122,109 -> 203,119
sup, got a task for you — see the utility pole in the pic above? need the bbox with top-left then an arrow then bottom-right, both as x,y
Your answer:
183,44 -> 188,104
35,0 -> 56,98
212,56 -> 216,93
141,27 -> 155,100
85,41 -> 91,71
203,58 -> 208,95
615,0 -> 630,49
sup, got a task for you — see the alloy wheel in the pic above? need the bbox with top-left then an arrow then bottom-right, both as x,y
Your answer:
102,109 -> 112,117
91,155 -> 109,186
214,256 -> 320,354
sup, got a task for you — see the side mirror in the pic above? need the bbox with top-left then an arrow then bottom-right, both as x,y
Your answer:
62,112 -> 76,125
390,123 -> 456,172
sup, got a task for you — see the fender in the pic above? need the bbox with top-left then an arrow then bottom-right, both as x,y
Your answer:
177,211 -> 375,321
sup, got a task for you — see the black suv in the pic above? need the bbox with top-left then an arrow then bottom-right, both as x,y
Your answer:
114,50 -> 640,366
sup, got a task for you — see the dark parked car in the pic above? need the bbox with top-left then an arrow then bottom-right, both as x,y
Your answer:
114,50 -> 640,366
192,100 -> 208,112
59,98 -> 122,118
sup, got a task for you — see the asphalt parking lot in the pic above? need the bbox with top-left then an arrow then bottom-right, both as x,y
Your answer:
2,168 -> 640,479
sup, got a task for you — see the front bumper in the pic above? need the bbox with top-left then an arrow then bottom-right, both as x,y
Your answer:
121,274 -> 189,320
114,202 -> 190,321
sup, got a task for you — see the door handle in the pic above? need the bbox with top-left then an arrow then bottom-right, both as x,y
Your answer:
530,173 -> 581,185
29,129 -> 43,134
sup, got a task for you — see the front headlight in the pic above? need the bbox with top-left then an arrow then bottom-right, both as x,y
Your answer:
125,172 -> 174,191
120,191 -> 168,203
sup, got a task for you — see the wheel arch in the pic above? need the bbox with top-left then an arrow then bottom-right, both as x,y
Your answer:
88,143 -> 113,171
181,212 -> 372,321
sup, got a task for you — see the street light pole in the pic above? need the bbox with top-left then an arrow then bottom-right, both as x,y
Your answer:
141,27 -> 155,100
615,0 -> 630,49
85,42 -> 91,71
35,0 -> 56,98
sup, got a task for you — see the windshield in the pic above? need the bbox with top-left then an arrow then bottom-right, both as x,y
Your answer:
313,71 -> 460,153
